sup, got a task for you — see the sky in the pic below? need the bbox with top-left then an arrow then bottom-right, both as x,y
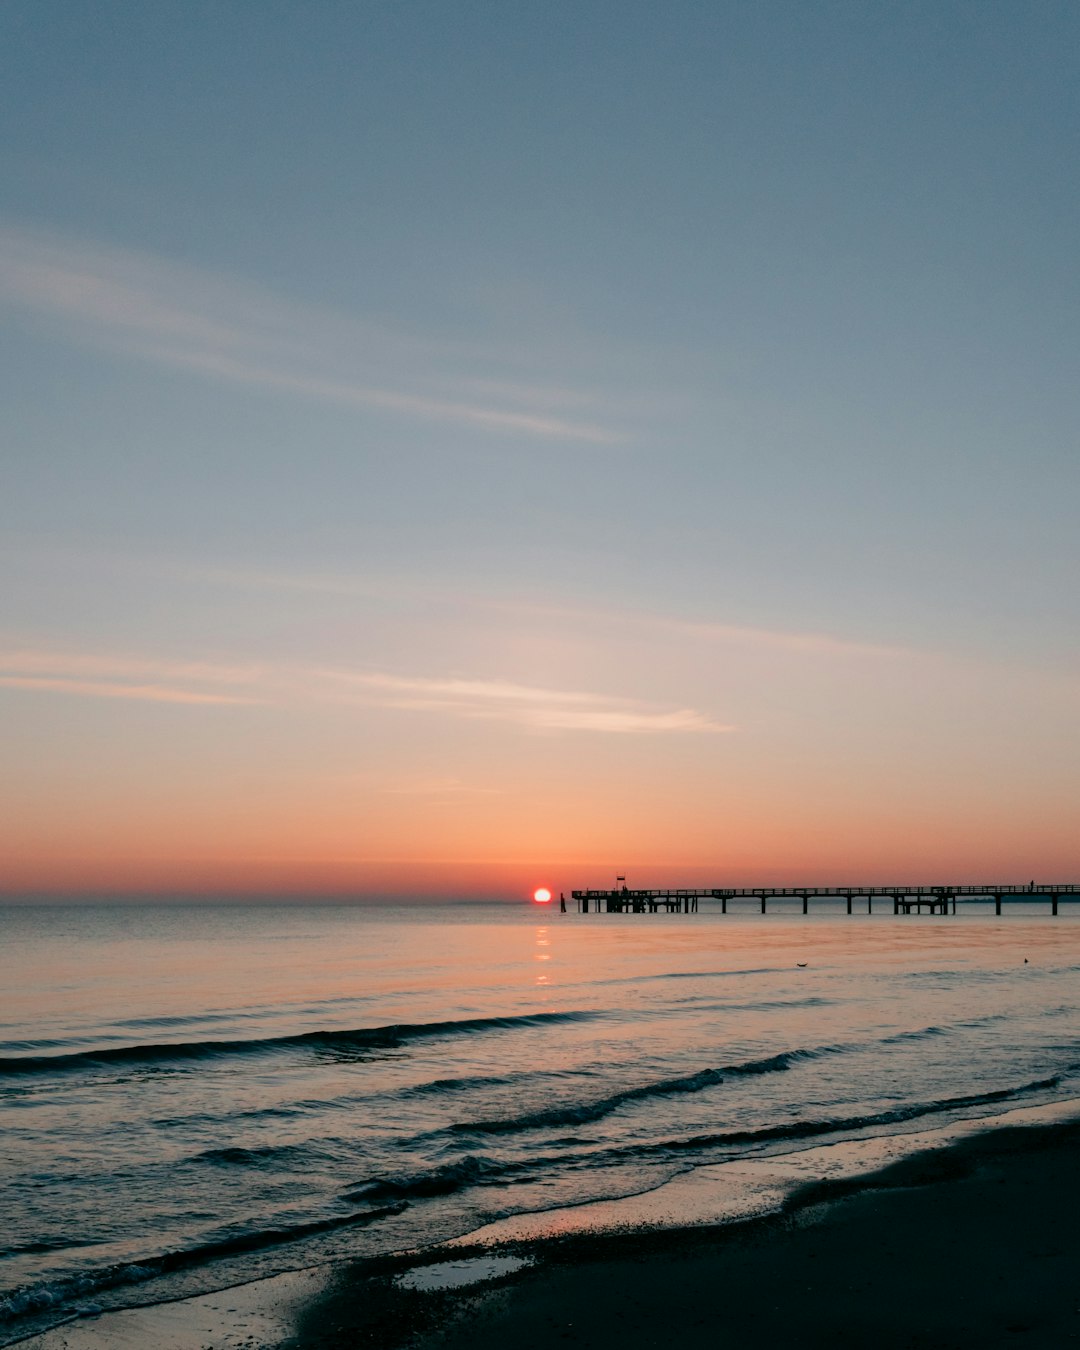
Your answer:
2,0 -> 1079,898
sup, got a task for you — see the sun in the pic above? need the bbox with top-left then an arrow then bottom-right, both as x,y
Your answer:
533,888 -> 552,904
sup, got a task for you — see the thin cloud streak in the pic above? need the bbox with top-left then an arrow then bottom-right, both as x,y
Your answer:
0,648 -> 262,685
495,599 -> 913,660
0,676 -> 262,706
0,224 -> 621,444
194,563 -> 917,662
0,645 -> 725,733
167,349 -> 618,442
319,669 -> 729,733
322,671 -> 619,706
527,707 -> 720,733
669,617 -> 910,659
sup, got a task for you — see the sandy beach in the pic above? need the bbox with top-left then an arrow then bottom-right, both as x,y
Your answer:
289,1118 -> 1080,1350
20,1116 -> 1080,1349
16,1112 -> 1080,1344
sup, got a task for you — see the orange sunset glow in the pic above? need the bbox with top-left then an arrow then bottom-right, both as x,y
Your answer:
3,622 -> 1077,900
3,3 -> 1079,903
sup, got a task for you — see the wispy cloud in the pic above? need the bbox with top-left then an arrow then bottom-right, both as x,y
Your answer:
317,670 -> 729,734
485,599 -> 912,660
187,562 -> 916,662
0,649 -> 267,706
168,350 -> 617,442
0,649 -> 262,684
0,645 -> 725,733
0,223 -> 620,444
654,616 -> 910,659
0,676 -> 260,706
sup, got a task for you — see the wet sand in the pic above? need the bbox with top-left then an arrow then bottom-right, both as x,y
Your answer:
288,1120 -> 1080,1350
21,1119 -> 1080,1349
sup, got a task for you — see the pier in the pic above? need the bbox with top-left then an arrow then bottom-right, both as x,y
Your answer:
569,884 -> 1080,916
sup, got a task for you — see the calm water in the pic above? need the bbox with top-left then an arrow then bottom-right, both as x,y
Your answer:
2,901 -> 1079,1342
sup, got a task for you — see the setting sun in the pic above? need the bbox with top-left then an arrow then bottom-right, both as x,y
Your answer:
533,888 -> 552,904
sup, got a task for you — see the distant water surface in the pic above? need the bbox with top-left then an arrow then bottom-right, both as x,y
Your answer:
2,901 -> 1079,1343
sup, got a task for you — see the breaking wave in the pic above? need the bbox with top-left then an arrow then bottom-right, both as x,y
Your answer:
0,1202 -> 405,1326
450,1046 -> 850,1134
0,1011 -> 600,1078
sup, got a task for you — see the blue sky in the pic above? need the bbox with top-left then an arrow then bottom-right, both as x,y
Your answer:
2,2 -> 1078,894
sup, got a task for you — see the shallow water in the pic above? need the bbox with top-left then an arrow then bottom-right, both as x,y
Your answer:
2,901 -> 1079,1343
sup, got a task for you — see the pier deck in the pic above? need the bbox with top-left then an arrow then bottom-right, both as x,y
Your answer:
569,884 -> 1080,916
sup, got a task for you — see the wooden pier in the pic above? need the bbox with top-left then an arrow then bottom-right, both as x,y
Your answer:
569,884 -> 1080,916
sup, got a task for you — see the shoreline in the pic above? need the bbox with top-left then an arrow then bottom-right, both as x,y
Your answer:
17,1107 -> 1080,1349
292,1115 -> 1080,1349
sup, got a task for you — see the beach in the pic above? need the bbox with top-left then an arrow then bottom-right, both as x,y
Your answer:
23,1115 -> 1080,1349
293,1117 -> 1080,1350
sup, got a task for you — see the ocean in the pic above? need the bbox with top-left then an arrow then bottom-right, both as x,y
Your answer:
3,901 -> 1079,1344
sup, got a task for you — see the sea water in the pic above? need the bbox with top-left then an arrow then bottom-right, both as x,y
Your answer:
2,901 -> 1079,1343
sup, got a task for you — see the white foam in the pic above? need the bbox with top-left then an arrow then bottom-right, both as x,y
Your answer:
448,1095 -> 1080,1248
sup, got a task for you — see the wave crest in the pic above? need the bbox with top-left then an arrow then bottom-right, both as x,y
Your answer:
451,1046 -> 844,1135
0,1011 -> 599,1079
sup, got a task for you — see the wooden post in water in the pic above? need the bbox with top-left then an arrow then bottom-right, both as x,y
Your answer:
995,894 -> 1002,916
1052,895 -> 1059,916
760,894 -> 767,915
846,894 -> 852,914
802,894 -> 809,914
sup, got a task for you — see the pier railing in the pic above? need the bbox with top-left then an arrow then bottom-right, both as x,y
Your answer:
569,884 -> 1080,916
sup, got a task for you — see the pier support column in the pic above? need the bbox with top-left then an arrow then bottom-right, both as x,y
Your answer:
893,896 -> 900,915
802,895 -> 808,915
760,895 -> 767,915
867,895 -> 872,914
846,895 -> 852,915
1052,895 -> 1059,916
721,897 -> 727,914
995,895 -> 1001,916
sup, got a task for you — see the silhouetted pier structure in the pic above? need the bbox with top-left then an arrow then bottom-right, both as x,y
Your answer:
570,884 -> 1080,916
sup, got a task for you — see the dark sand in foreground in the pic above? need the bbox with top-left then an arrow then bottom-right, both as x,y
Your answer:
286,1121 -> 1080,1350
